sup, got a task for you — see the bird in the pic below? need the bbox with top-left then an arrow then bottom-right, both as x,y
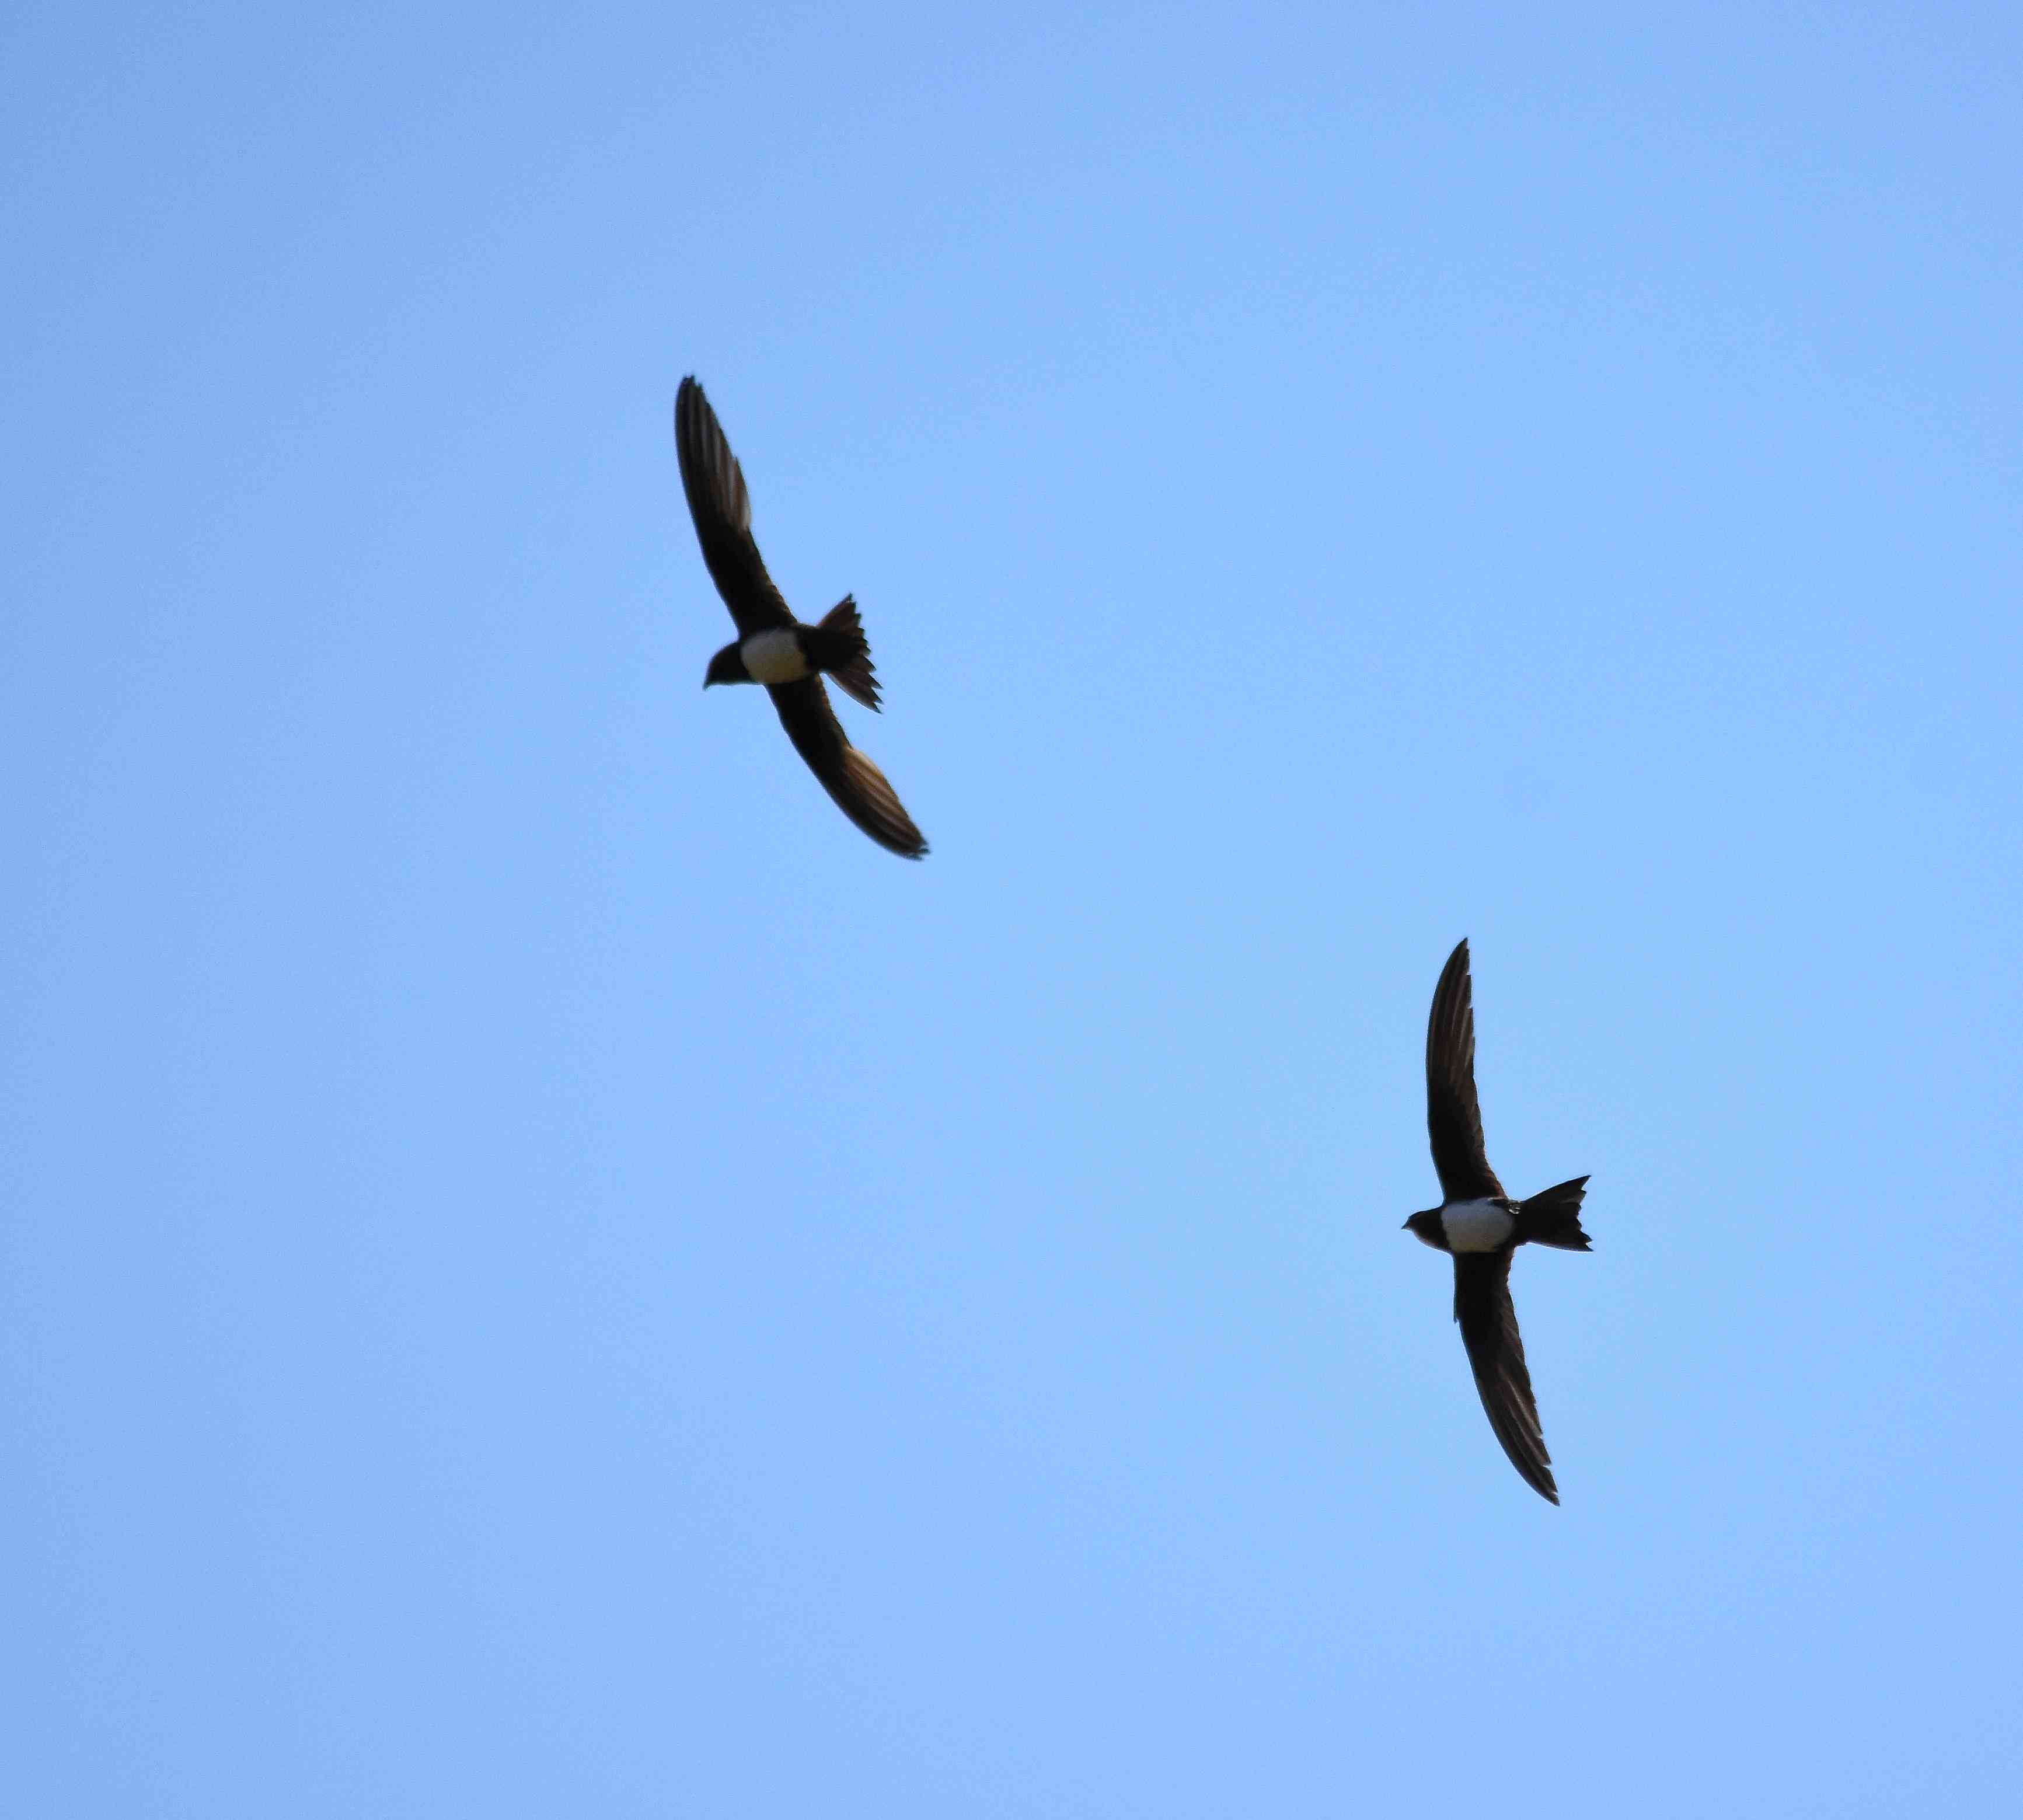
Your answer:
1404,939 -> 1591,1503
674,375 -> 929,859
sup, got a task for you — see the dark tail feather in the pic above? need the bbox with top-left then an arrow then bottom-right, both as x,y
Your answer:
814,596 -> 881,711
1517,1176 -> 1592,1251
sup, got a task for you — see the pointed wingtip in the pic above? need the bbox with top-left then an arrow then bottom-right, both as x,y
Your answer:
1506,1441 -> 1560,1505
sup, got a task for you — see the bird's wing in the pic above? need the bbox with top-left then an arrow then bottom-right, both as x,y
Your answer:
674,376 -> 795,636
1426,938 -> 1505,1201
1453,1253 -> 1558,1504
769,678 -> 929,859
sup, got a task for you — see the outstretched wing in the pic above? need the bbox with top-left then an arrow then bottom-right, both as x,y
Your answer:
769,678 -> 929,859
1426,938 -> 1504,1201
674,376 -> 794,637
1453,1253 -> 1558,1504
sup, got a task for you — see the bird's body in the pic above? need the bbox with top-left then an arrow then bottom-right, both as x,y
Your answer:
736,627 -> 813,686
675,376 -> 928,859
1406,939 -> 1592,1504
704,617 -> 878,694
1432,1197 -> 1518,1253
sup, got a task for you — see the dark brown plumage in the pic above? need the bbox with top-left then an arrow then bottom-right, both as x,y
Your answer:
675,376 -> 928,859
1452,1251 -> 1555,1502
1411,939 -> 1592,1504
1426,937 -> 1505,1204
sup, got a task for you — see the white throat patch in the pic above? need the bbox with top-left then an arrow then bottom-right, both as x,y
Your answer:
742,628 -> 810,684
1442,1198 -> 1515,1254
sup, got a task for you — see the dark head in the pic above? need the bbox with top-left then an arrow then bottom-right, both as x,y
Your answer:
1403,1208 -> 1449,1251
703,641 -> 748,689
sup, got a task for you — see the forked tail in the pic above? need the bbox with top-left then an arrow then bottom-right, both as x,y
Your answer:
813,596 -> 881,710
1516,1176 -> 1592,1251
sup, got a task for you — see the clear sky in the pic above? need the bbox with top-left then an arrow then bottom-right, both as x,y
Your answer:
4,3 -> 2019,1814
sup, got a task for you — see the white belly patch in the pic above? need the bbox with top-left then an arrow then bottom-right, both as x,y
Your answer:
1442,1199 -> 1515,1253
742,629 -> 810,684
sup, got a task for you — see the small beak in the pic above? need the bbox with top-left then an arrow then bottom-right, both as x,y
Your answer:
1401,1217 -> 1412,1228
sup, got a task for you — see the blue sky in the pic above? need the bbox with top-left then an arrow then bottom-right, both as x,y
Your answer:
4,2 -> 2019,1813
